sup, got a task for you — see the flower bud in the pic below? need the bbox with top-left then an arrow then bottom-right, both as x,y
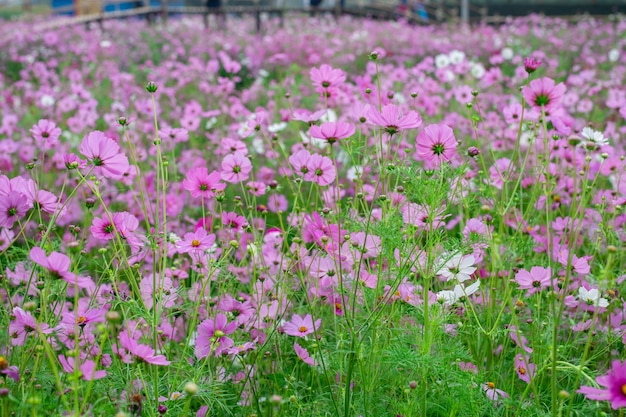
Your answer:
145,81 -> 158,93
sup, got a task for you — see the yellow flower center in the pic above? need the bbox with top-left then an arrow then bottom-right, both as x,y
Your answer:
191,239 -> 201,247
77,316 -> 87,325
518,366 -> 526,375
486,382 -> 496,389
621,384 -> 626,396
298,326 -> 308,333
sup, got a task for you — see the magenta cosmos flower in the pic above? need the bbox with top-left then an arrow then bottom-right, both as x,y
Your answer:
182,167 -> 225,199
79,131 -> 130,179
367,104 -> 422,135
194,314 -> 238,359
578,360 -> 626,409
283,314 -> 321,338
415,124 -> 457,168
522,77 -> 566,112
118,331 -> 170,366
221,152 -> 252,183
309,122 -> 356,144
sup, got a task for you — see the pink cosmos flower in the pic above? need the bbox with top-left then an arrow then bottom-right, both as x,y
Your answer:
58,355 -> 106,380
9,307 -> 52,346
289,149 -> 312,177
221,152 -> 252,183
176,228 -> 216,254
0,365 -> 19,382
522,77 -> 566,112
140,275 -> 177,310
415,124 -> 457,168
246,181 -> 266,196
509,325 -> 533,353
515,266 -> 552,295
182,168 -> 225,199
401,203 -> 446,230
309,122 -> 356,144
294,342 -> 315,366
79,131 -> 130,180
267,194 -> 288,213
304,154 -> 336,186
515,354 -> 536,384
489,158 -> 515,189
30,119 -> 62,151
292,109 -> 327,124
30,246 -> 92,289
283,314 -> 321,338
63,153 -> 87,170
310,64 -> 346,90
222,211 -> 247,231
367,104 -> 422,135
482,382 -> 509,406
0,191 -> 31,228
118,331 -> 170,366
577,360 -> 626,409
195,314 -> 238,359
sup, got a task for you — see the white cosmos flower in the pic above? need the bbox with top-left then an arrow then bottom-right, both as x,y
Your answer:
449,50 -> 466,65
501,47 -> 514,60
437,281 -> 481,305
578,287 -> 609,308
346,165 -> 363,181
40,95 -> 55,107
437,253 -> 476,283
608,48 -> 620,63
580,127 -> 609,147
470,63 -> 485,79
268,122 -> 287,133
435,54 -> 451,69
320,109 -> 337,123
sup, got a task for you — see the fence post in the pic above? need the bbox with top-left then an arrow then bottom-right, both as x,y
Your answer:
162,0 -> 168,24
460,0 -> 468,24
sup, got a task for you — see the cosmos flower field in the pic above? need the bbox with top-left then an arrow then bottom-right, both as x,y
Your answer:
0,12 -> 625,417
